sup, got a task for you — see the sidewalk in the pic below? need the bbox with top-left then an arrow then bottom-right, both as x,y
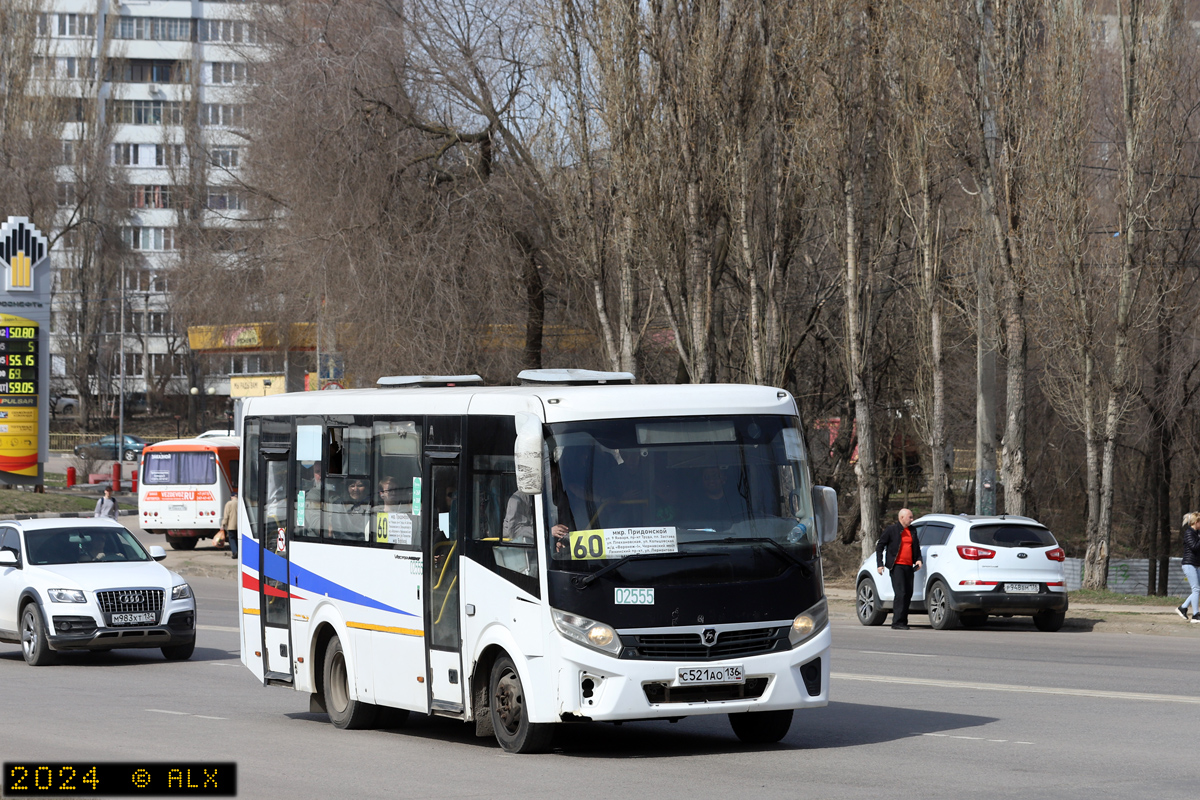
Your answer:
824,585 -> 1182,616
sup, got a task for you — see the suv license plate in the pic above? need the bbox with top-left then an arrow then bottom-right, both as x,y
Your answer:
111,612 -> 156,626
1005,583 -> 1039,593
677,665 -> 745,685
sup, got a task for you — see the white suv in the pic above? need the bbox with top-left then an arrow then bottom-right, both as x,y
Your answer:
0,518 -> 197,665
854,514 -> 1068,631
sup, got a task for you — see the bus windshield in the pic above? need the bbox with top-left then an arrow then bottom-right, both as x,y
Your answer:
143,451 -> 217,485
544,415 -> 815,573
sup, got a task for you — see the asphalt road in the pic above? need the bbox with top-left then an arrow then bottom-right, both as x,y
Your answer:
1,537 -> 1196,799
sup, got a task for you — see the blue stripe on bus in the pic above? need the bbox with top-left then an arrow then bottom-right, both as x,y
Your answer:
245,536 -> 418,618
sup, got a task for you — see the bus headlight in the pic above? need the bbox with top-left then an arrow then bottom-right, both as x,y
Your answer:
789,598 -> 828,647
552,609 -> 622,656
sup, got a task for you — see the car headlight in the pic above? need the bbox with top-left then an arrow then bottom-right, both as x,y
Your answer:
789,597 -> 828,647
48,588 -> 86,603
551,609 -> 622,656
172,583 -> 193,600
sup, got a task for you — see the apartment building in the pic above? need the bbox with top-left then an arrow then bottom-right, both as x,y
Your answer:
40,0 -> 260,411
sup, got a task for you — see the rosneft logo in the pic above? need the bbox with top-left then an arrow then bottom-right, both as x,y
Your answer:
1,217 -> 48,293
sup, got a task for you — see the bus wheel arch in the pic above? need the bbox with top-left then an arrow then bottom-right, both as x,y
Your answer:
322,634 -> 377,729
470,644 -> 506,738
489,652 -> 554,753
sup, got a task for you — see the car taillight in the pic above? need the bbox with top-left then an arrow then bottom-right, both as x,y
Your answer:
1045,547 -> 1065,561
957,545 -> 996,560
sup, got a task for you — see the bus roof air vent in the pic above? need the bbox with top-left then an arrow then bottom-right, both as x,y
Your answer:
376,375 -> 485,388
517,369 -> 635,386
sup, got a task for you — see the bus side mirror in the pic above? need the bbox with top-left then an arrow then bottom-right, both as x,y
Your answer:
514,412 -> 543,495
812,486 -> 838,544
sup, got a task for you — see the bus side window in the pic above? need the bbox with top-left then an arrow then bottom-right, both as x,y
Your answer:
243,419 -> 260,539
371,420 -> 422,551
466,416 -> 538,596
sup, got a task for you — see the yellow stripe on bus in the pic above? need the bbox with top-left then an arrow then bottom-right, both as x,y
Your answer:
243,608 -> 261,616
346,621 -> 424,637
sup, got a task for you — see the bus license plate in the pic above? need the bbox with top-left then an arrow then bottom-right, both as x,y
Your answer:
1005,583 -> 1038,593
615,588 -> 654,605
677,665 -> 745,685
111,612 -> 156,626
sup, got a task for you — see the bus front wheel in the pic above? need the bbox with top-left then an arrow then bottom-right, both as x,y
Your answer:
489,654 -> 554,753
729,709 -> 793,744
323,636 -> 377,730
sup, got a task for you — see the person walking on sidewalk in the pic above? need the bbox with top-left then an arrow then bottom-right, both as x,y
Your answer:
93,488 -> 119,521
876,508 -> 923,630
1178,511 -> 1200,623
218,490 -> 239,559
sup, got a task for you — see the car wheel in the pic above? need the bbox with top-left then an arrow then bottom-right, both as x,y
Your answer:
856,577 -> 888,626
490,654 -> 554,753
961,613 -> 987,629
927,580 -> 961,630
729,709 -> 794,744
162,640 -> 196,661
323,636 -> 377,729
166,535 -> 197,551
123,449 -> 138,462
20,603 -> 56,666
1033,609 -> 1065,632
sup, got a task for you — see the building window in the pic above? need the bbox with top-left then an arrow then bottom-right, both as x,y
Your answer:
123,353 -> 144,376
156,144 -> 185,167
210,147 -> 239,168
206,187 -> 247,211
121,227 -> 176,251
113,143 -> 137,166
201,104 -> 244,128
207,62 -> 253,84
148,312 -> 171,334
109,100 -> 184,125
130,185 -> 175,209
112,16 -> 194,42
56,182 -> 76,207
60,141 -> 76,165
56,14 -> 96,37
111,59 -> 190,84
198,19 -> 259,44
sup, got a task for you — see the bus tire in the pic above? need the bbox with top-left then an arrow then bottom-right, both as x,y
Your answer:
489,654 -> 554,753
729,709 -> 793,744
166,535 -> 197,551
323,636 -> 377,730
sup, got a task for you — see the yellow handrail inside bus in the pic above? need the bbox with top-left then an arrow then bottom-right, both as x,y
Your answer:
433,576 -> 457,626
432,541 -> 456,590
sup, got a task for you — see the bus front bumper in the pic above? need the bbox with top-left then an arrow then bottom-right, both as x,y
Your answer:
554,624 -> 831,722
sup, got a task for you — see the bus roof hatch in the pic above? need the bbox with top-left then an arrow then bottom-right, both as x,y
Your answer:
376,375 -> 485,388
517,369 -> 635,386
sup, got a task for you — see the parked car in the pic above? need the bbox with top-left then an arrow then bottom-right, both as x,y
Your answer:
73,434 -> 146,462
0,518 -> 196,665
855,513 -> 1068,631
50,395 -> 78,416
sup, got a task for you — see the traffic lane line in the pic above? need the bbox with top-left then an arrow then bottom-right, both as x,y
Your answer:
146,709 -> 227,720
835,672 -> 1200,705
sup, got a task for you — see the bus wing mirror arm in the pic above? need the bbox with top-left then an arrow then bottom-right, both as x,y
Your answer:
812,486 -> 838,544
514,412 -> 543,495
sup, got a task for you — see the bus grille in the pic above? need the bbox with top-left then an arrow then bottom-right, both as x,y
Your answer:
96,589 -> 164,614
623,626 -> 787,660
643,677 -> 769,704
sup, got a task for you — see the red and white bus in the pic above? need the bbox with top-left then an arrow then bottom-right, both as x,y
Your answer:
138,436 -> 240,550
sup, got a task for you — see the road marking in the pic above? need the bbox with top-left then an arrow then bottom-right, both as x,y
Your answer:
835,672 -> 1200,705
147,709 -> 227,720
921,734 -> 1032,745
857,650 -> 937,658
198,624 -> 239,632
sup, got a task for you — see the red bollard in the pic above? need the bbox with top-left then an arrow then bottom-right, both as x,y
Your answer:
66,466 -> 76,488
111,463 -> 121,493
131,468 -> 138,493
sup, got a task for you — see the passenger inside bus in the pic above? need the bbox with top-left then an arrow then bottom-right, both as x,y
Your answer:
328,477 -> 371,540
501,491 -> 535,543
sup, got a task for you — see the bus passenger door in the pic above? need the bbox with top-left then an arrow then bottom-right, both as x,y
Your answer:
258,449 -> 294,683
426,456 -> 463,713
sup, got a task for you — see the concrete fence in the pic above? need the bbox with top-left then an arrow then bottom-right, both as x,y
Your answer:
1064,557 -> 1188,596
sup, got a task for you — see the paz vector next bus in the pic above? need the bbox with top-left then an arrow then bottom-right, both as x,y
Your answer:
235,370 -> 837,753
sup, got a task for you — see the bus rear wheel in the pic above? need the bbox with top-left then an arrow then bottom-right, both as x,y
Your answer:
166,535 -> 197,551
729,709 -> 793,744
323,636 -> 377,729
490,654 -> 554,753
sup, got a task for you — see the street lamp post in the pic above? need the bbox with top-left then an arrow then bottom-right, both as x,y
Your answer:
117,260 -> 126,464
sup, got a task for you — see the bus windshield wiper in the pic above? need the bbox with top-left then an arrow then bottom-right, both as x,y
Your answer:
571,551 -> 704,588
686,537 -> 814,577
